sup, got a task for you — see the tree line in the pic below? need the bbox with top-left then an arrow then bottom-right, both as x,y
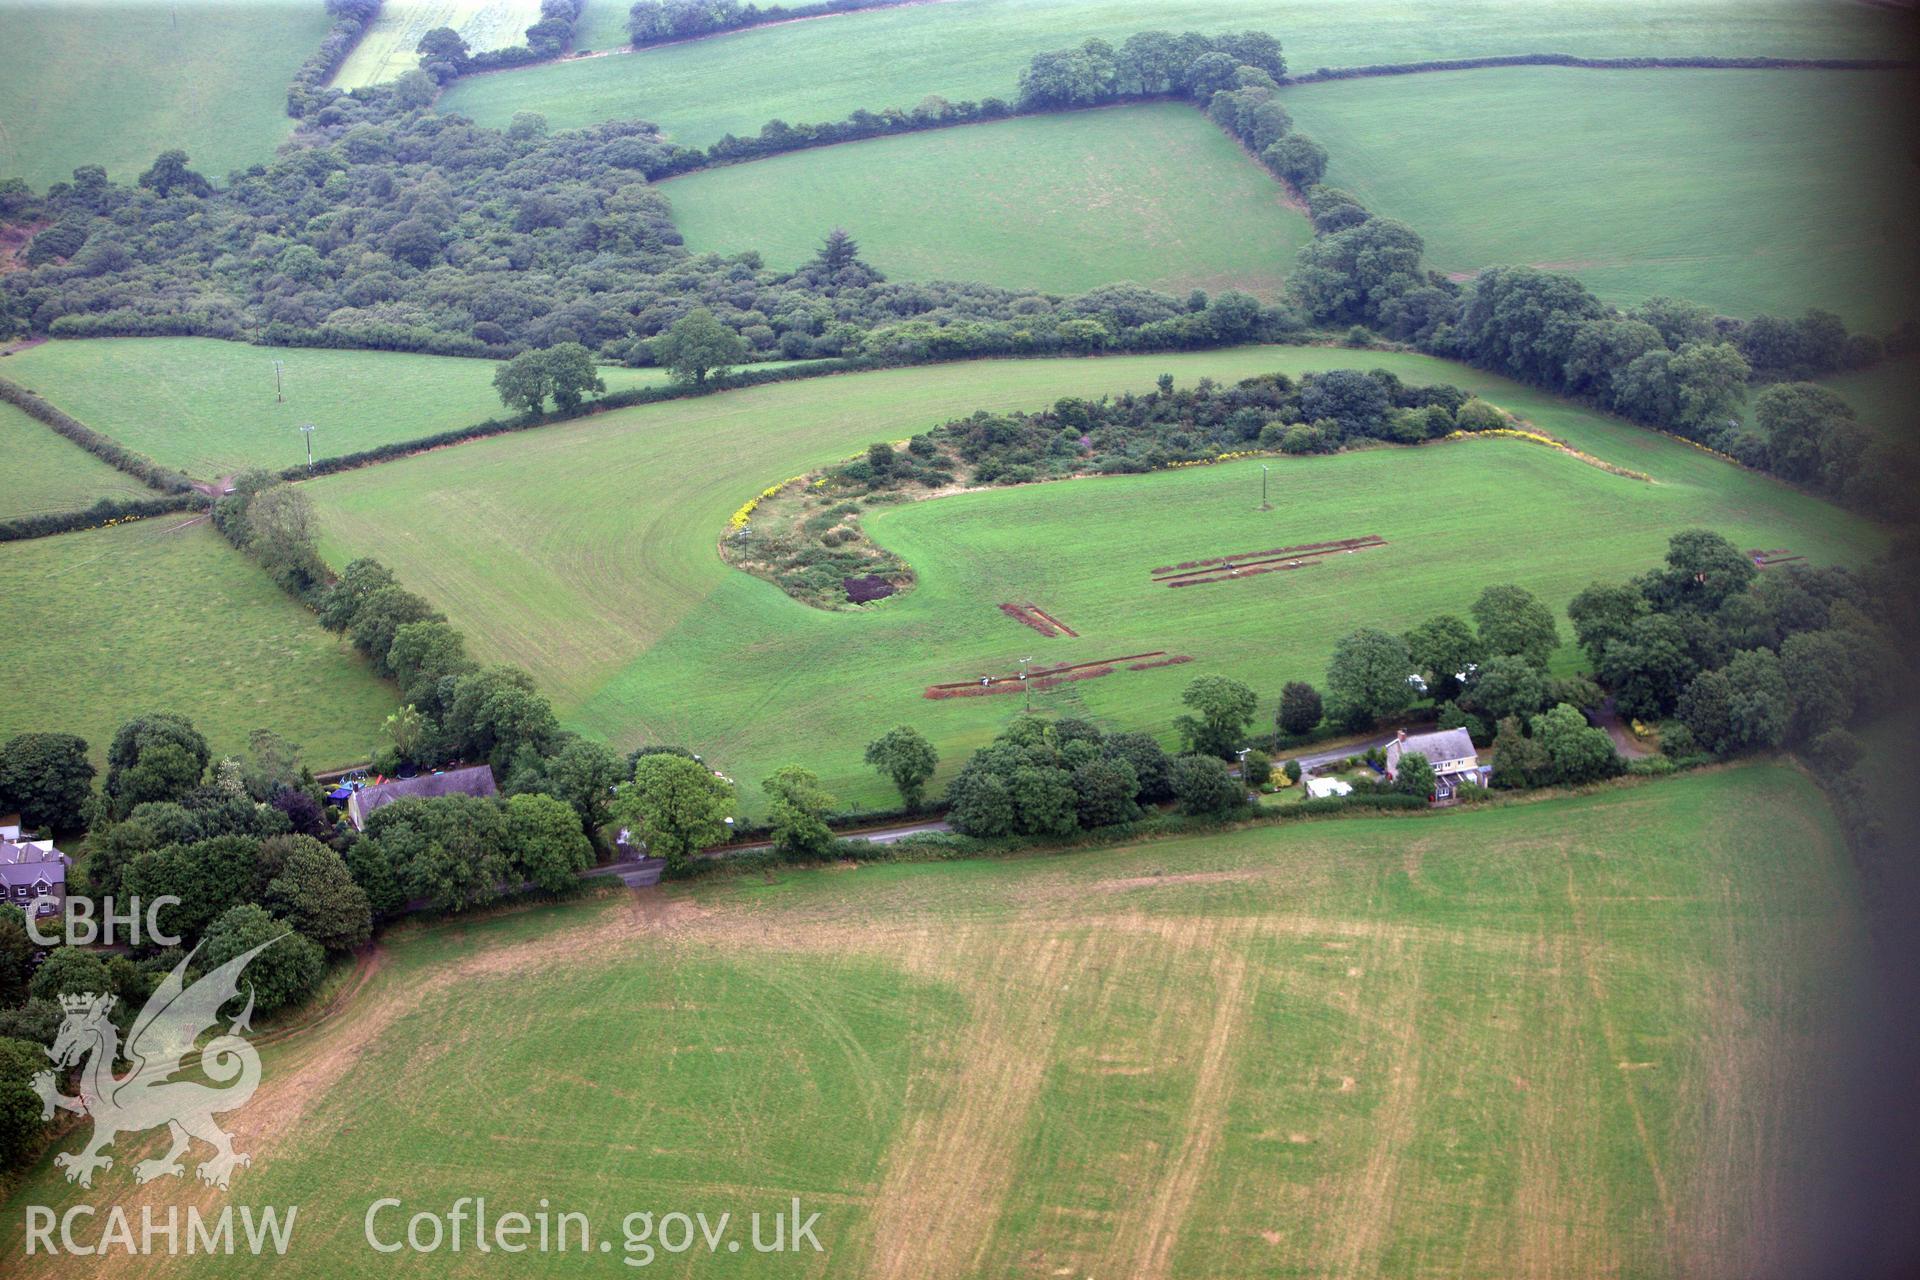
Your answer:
1271,134 -> 1913,516
413,3 -> 589,85
627,0 -> 902,46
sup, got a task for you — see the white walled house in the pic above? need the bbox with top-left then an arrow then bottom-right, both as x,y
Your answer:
1383,728 -> 1488,800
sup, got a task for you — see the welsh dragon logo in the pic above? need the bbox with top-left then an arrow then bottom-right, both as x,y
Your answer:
31,939 -> 278,1190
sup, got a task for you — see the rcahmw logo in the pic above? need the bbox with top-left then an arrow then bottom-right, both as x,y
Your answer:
25,1204 -> 297,1258
35,940 -> 273,1188
20,937 -> 300,1258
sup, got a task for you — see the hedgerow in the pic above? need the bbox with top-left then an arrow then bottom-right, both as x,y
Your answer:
0,377 -> 196,494
0,494 -> 205,543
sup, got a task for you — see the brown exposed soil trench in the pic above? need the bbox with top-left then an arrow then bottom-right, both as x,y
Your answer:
1155,535 -> 1388,587
999,601 -> 1078,637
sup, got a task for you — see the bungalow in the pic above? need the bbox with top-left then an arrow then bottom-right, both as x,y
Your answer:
1384,728 -> 1489,801
1,824 -> 69,918
346,764 -> 498,831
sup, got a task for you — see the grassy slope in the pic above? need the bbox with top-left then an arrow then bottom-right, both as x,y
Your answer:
0,399 -> 148,519
0,1 -> 331,190
0,338 -> 775,478
304,347 -> 1880,813
1818,354 -> 1920,442
663,103 -> 1310,298
1283,67 -> 1920,327
0,518 -> 394,768
332,0 -> 546,89
450,0 -> 1905,146
0,764 -> 1861,1277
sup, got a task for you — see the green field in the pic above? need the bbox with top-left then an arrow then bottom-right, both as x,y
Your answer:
1282,67 -> 1920,327
0,338 -> 759,478
0,399 -> 149,519
464,0 -> 1905,147
1,762 -> 1861,1277
0,517 -> 394,768
0,0 -> 331,190
1818,354 -> 1920,441
332,0 -> 545,89
664,103 -> 1309,297
303,347 -> 1879,813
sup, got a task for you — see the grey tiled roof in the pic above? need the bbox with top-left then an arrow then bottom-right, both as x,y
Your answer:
0,838 -> 67,891
1394,729 -> 1479,768
348,765 -> 498,829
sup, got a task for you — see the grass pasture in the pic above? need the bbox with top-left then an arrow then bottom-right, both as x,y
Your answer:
304,347 -> 1879,813
0,0 -> 331,191
0,762 -> 1861,1277
332,0 -> 546,88
1818,354 -> 1920,443
663,103 -> 1311,297
456,0 -> 1906,148
0,399 -> 149,519
1282,67 -> 1920,327
0,338 -> 736,478
0,518 -> 394,768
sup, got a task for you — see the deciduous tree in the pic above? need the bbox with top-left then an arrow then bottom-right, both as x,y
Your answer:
1170,755 -> 1242,816
1531,703 -> 1621,783
614,755 -> 734,871
1403,615 -> 1481,701
1277,681 -> 1323,736
201,905 -> 325,1014
653,308 -> 747,386
0,733 -> 94,831
262,836 -> 372,952
762,766 -> 837,858
504,792 -> 594,892
1326,629 -> 1412,730
863,726 -> 938,809
1471,584 -> 1560,667
1175,675 -> 1258,759
106,713 -> 209,815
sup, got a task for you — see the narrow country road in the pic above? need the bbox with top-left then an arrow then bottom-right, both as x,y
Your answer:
585,817 -> 955,887
1284,733 -> 1402,773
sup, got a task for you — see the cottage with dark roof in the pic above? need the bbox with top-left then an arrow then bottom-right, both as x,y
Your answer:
1,824 -> 69,918
346,765 -> 499,831
1384,728 -> 1487,801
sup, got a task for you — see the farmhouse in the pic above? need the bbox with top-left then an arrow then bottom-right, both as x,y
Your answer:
346,765 -> 498,831
0,820 -> 69,917
1384,728 -> 1488,800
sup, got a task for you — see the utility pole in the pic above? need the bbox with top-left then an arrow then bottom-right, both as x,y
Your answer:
298,423 -> 317,470
1259,464 -> 1272,511
1019,656 -> 1033,713
272,359 -> 284,403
